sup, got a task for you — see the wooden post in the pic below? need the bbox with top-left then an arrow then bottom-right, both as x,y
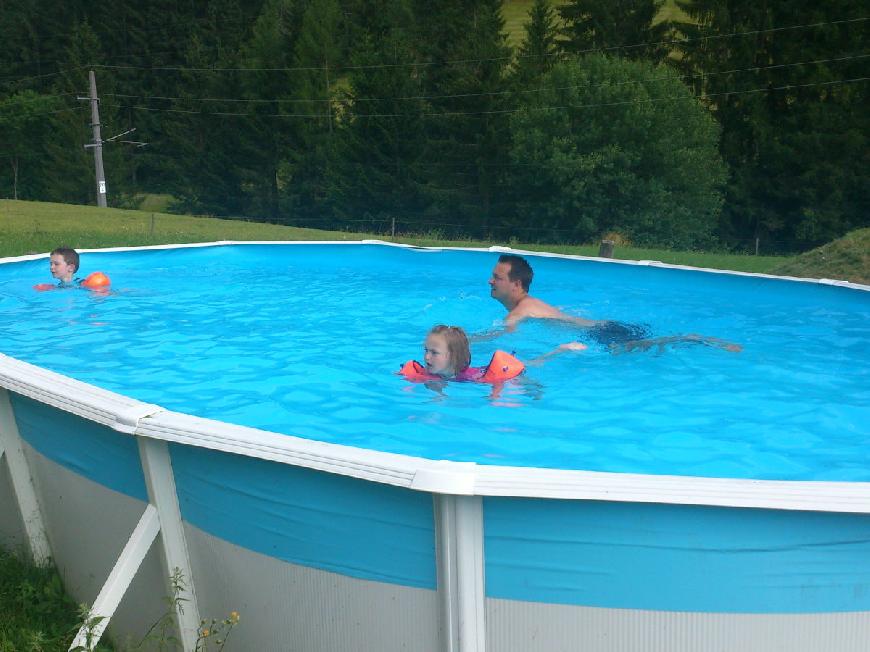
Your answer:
598,239 -> 615,258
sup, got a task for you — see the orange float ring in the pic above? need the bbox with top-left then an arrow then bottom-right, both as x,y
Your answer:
399,350 -> 524,384
81,271 -> 111,289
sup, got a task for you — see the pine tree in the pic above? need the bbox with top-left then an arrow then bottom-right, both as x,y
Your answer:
285,0 -> 344,224
512,0 -> 562,87
163,34 -> 249,217
676,0 -> 869,251
0,91 -> 63,199
411,0 -> 513,237
558,0 -> 671,62
327,0 -> 429,232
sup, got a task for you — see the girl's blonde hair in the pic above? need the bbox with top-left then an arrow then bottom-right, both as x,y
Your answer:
429,325 -> 471,373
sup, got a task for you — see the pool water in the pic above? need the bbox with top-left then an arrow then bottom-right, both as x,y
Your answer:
2,244 -> 868,481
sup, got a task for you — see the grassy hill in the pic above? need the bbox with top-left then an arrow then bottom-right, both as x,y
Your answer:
769,228 -> 870,286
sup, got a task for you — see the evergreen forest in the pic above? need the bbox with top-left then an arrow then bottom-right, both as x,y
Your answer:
0,0 -> 867,253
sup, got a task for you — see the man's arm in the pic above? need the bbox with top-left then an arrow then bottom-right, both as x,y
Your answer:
468,318 -> 519,343
525,341 -> 588,366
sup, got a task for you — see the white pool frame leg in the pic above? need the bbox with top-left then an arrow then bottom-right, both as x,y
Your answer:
138,437 -> 202,649
69,505 -> 161,650
0,388 -> 51,566
435,494 -> 485,652
67,439 -> 202,652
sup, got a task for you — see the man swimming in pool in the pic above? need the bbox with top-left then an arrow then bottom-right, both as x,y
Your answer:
482,253 -> 741,353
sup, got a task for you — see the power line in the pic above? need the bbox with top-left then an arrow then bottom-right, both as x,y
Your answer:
84,17 -> 869,75
555,17 -> 870,60
1,15 -> 865,90
99,76 -> 869,120
93,52 -> 870,108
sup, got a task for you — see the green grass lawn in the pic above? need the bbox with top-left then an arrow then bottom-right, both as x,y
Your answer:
1,199 -> 791,275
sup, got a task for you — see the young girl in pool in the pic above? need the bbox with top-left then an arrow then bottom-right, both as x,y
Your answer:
400,324 -> 586,383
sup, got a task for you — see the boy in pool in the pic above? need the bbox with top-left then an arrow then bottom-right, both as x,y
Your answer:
35,247 -> 111,292
48,247 -> 82,288
402,324 -> 586,383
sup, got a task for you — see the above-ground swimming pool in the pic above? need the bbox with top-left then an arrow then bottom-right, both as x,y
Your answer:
1,241 -> 869,652
4,242 -> 868,480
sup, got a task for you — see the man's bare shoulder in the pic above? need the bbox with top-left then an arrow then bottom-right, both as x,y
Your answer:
507,296 -> 565,320
506,295 -> 598,328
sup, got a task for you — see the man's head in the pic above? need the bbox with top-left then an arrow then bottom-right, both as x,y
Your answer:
498,254 -> 533,291
489,254 -> 533,306
49,247 -> 79,282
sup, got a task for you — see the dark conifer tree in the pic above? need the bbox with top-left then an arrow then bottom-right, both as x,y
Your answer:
0,91 -> 63,199
327,0 -> 430,232
161,32 -> 250,217
512,0 -> 562,87
411,0 -> 512,237
558,0 -> 671,62
285,0 -> 344,225
676,0 -> 869,251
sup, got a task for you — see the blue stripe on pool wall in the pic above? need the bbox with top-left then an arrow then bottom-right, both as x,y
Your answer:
169,443 -> 437,589
9,394 -> 148,501
484,497 -> 870,613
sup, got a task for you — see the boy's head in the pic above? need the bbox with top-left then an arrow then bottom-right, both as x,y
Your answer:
49,247 -> 79,282
497,254 -> 533,292
424,325 -> 471,376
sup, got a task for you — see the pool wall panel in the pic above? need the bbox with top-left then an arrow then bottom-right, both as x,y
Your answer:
169,443 -> 437,589
484,497 -> 870,613
486,600 -> 870,652
184,523 -> 440,652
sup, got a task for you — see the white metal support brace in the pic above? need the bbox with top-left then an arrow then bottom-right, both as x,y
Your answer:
435,494 -> 485,652
0,388 -> 51,565
436,495 -> 460,652
137,437 -> 201,651
69,505 -> 161,651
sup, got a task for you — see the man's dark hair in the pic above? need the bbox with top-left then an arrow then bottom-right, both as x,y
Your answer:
498,254 -> 533,291
51,247 -> 79,273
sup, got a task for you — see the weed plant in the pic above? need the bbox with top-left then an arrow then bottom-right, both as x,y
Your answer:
2,551 -> 239,652
0,549 -> 114,652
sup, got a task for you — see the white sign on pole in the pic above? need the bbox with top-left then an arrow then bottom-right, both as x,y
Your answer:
99,181 -> 107,194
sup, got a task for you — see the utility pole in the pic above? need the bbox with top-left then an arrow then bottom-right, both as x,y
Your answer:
86,70 -> 107,207
78,71 -> 147,207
